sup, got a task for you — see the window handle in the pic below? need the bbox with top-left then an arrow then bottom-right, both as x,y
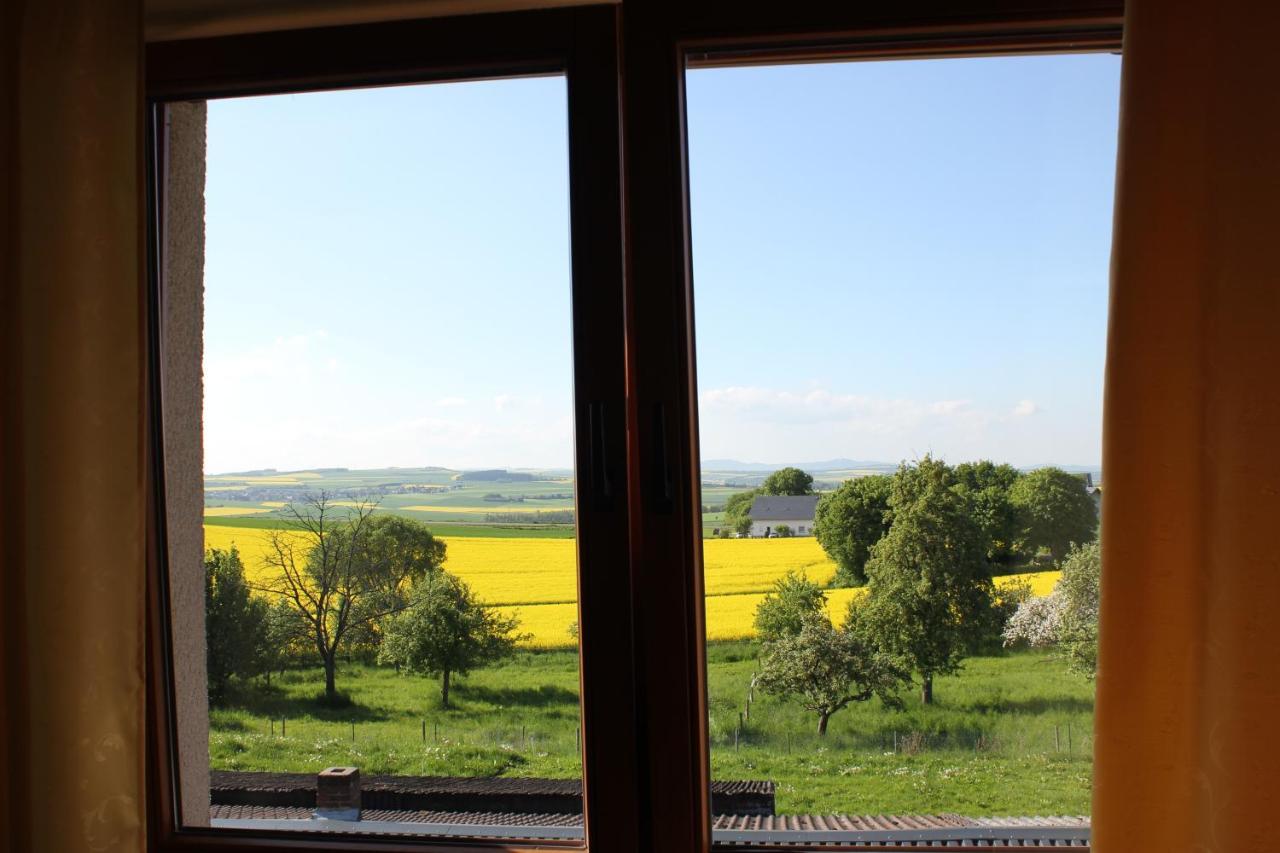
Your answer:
587,401 -> 614,511
648,402 -> 675,514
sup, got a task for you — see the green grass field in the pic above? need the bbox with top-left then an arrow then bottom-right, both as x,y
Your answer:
210,645 -> 1093,816
201,514 -> 575,539
204,466 -> 1093,815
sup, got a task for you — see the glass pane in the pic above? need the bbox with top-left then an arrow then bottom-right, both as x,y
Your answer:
167,76 -> 586,840
685,54 -> 1119,845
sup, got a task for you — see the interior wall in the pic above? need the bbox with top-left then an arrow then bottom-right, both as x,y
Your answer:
164,100 -> 212,828
145,0 -> 616,42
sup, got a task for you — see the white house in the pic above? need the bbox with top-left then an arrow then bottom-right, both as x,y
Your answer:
747,494 -> 819,537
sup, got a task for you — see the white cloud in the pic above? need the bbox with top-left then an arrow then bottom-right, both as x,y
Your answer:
700,386 -> 990,433
205,330 -> 331,384
694,384 -> 1099,468
930,399 -> 972,415
494,394 -> 543,412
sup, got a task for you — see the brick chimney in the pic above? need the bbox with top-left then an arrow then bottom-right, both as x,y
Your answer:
314,767 -> 360,821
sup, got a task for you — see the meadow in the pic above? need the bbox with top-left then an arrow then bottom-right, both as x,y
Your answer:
203,466 -> 1090,816
210,646 -> 1093,816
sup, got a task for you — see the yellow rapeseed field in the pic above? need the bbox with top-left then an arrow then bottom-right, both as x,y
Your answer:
203,523 -> 1060,648
442,537 -> 578,604
701,538 -> 837,594
996,568 -> 1060,598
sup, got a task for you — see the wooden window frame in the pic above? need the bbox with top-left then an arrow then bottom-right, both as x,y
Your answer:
145,7 -> 638,853
615,4 -> 1120,853
145,3 -> 1122,853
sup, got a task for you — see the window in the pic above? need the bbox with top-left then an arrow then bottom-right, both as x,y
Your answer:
147,8 -> 640,848
146,6 -> 1124,852
686,51 -> 1118,845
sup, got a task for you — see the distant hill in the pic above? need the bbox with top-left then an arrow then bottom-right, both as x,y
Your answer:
457,469 -> 535,482
701,458 -> 890,473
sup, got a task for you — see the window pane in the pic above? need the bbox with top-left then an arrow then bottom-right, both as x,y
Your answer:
686,54 -> 1118,845
167,76 -> 586,840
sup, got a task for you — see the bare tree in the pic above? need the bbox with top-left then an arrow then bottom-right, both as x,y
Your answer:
255,493 -> 438,702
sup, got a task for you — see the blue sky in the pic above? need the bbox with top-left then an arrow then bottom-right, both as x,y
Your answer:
204,53 -> 1120,474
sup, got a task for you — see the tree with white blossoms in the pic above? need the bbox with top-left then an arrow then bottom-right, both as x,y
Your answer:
1003,541 -> 1101,678
1002,593 -> 1067,648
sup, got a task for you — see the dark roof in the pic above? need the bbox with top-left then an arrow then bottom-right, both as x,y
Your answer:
211,804 -> 582,827
211,771 -> 769,799
211,771 -> 772,817
748,494 -> 820,521
211,805 -> 1090,846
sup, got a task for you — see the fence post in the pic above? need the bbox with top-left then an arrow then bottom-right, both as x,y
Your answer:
576,726 -> 580,752
1055,726 -> 1061,752
1068,723 -> 1073,754
893,731 -> 898,753
282,717 -> 286,737
734,728 -> 740,751
422,720 -> 426,743
351,721 -> 356,742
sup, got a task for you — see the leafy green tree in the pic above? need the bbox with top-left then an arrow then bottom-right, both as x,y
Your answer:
1055,541 -> 1101,678
813,475 -> 892,587
379,571 -> 525,708
205,545 -> 269,702
756,612 -> 908,735
1008,467 -> 1098,560
953,461 -> 1022,564
850,457 -> 996,704
355,514 -> 448,595
262,598 -> 310,685
753,570 -> 826,643
773,524 -> 794,538
760,467 -> 814,496
257,495 -> 444,703
724,489 -> 759,536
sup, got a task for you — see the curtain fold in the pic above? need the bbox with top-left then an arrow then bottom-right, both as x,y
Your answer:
0,1 -> 147,851
1094,0 -> 1280,850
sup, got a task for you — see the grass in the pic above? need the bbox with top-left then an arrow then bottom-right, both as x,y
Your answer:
705,643 -> 1093,815
211,651 -> 585,780
210,645 -> 1093,815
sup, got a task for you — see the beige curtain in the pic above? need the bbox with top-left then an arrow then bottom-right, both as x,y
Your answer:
0,1 -> 147,852
4,1 -> 1280,851
1095,0 -> 1280,851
